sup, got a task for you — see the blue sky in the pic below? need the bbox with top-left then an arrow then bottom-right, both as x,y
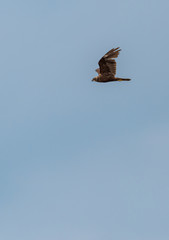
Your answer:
1,0 -> 169,239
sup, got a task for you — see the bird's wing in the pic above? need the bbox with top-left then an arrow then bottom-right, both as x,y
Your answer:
98,47 -> 121,75
105,59 -> 117,76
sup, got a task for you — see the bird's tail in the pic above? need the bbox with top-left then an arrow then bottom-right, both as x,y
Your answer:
116,78 -> 131,81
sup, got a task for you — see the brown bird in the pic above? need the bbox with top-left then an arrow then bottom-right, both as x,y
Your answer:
92,47 -> 131,83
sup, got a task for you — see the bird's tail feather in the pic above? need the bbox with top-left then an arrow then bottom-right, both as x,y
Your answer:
117,78 -> 131,81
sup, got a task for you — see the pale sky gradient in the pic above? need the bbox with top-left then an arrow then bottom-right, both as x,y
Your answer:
1,0 -> 169,240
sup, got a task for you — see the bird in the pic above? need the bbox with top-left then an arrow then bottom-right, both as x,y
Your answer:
92,47 -> 131,83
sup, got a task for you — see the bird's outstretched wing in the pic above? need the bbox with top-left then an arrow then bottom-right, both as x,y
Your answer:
98,47 -> 121,75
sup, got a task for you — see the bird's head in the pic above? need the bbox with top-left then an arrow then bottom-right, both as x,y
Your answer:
92,77 -> 97,82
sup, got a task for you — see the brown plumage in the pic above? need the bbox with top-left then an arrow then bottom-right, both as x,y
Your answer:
92,47 -> 131,83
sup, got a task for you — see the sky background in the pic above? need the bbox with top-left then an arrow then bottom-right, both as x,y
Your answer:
1,0 -> 169,239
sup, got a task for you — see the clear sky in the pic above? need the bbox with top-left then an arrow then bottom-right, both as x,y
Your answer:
1,0 -> 169,239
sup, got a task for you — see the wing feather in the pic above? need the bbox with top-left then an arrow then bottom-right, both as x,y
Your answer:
104,47 -> 121,59
106,59 -> 116,75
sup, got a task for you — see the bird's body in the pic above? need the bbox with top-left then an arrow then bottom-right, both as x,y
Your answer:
92,47 -> 131,83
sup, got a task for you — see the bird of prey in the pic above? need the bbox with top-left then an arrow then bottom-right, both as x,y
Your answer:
92,47 -> 131,83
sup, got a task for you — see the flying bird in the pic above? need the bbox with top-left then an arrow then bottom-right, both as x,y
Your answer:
92,47 -> 131,83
